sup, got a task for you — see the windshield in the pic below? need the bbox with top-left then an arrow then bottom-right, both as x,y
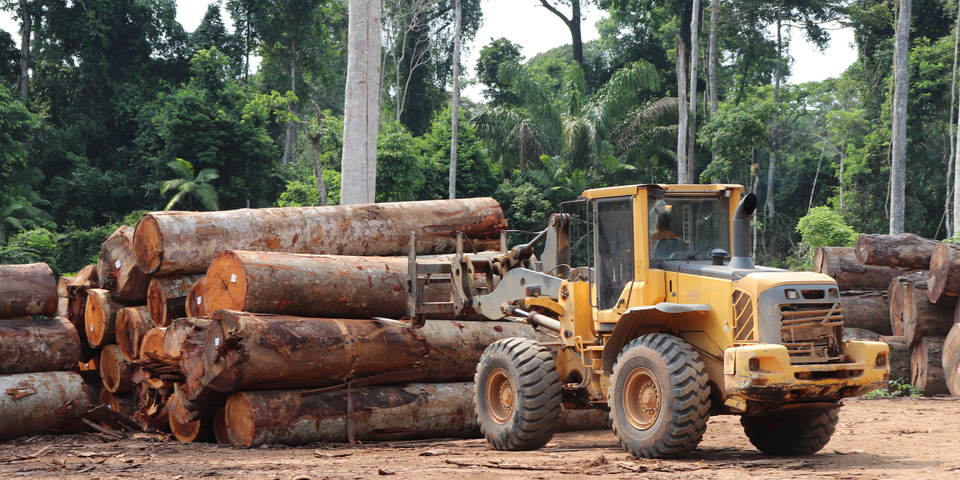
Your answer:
648,195 -> 730,261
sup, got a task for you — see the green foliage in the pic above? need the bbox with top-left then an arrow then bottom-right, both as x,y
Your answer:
419,107 -> 498,200
376,121 -> 426,202
277,170 -> 341,207
161,159 -> 220,211
476,37 -> 524,104
0,228 -> 58,270
796,206 -> 859,249
863,378 -> 923,399
493,173 -> 554,234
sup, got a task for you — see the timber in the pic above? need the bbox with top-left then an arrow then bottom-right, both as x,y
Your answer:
163,318 -> 212,361
100,344 -> 133,394
139,327 -> 167,361
813,246 -> 906,290
0,262 -> 57,317
97,226 -> 150,303
189,312 -> 539,396
911,336 -> 950,396
116,306 -> 154,360
855,233 -> 940,269
185,277 -> 207,317
879,335 -> 911,381
213,408 -> 231,445
66,264 -> 99,297
148,274 -> 204,327
85,288 -> 130,347
203,251 -> 450,319
167,386 -> 212,443
901,273 -> 954,345
133,197 -> 507,275
133,380 -> 171,430
0,317 -> 80,374
927,242 -> 960,304
839,291 -> 891,335
98,388 -> 136,419
942,323 -> 960,396
0,371 -> 90,440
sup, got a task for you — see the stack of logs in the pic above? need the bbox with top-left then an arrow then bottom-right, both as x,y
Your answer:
0,263 -> 90,440
815,233 -> 960,396
88,198 -> 604,446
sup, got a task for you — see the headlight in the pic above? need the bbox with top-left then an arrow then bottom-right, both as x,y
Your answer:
785,289 -> 800,300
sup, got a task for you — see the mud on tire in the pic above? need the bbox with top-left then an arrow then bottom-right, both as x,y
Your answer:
474,337 -> 562,451
608,333 -> 711,458
741,406 -> 840,456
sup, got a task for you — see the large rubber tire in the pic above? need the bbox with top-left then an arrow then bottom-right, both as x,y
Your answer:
741,406 -> 839,456
608,333 -> 711,458
474,337 -> 562,451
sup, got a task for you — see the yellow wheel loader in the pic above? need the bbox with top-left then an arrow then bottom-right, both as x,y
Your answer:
407,184 -> 889,458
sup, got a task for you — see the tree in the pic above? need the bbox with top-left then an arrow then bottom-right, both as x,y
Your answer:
448,0 -> 462,199
225,0 -> 270,81
191,2 -> 241,73
538,0 -> 585,67
707,0 -> 719,115
341,0 -> 382,204
685,0 -> 702,184
161,158 -> 220,211
891,0 -> 910,233
476,37 -> 523,104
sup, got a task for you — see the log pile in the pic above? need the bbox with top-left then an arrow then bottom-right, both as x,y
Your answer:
816,234 -> 960,396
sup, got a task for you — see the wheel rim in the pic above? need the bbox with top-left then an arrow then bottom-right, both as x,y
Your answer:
486,368 -> 515,424
623,367 -> 661,430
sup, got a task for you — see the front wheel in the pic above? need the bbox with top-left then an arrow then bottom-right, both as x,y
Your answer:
741,406 -> 840,456
474,337 -> 562,451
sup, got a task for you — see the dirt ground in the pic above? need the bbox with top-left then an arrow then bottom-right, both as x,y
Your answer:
1,397 -> 958,480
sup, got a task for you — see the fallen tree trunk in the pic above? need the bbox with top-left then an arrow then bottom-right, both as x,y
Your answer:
100,344 -> 133,394
185,277 -> 206,317
839,291 -> 891,335
97,226 -> 150,303
188,313 -> 539,397
901,273 -> 953,345
163,318 -> 212,361
855,233 -> 940,269
814,247 -> 906,290
0,262 -> 57,317
911,336 -> 950,396
148,275 -> 204,327
167,386 -> 212,443
927,242 -> 960,304
85,289 -> 131,348
116,306 -> 153,360
942,323 -> 960,397
888,277 -> 906,336
203,251 -> 450,319
0,317 -> 80,374
0,371 -> 91,440
134,197 -> 507,275
879,335 -> 911,381
66,264 -> 99,297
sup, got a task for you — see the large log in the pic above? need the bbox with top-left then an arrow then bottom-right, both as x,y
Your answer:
225,384 -> 610,448
133,380 -> 171,431
911,336 -> 950,396
0,317 -> 80,374
97,226 -> 150,303
187,313 -> 539,397
185,277 -> 207,317
839,291 -> 891,335
855,233 -> 940,269
813,247 -> 906,290
133,198 -> 507,275
66,264 -> 99,296
85,288 -> 131,347
163,318 -> 212,361
147,275 -> 203,327
0,263 -> 57,317
927,242 -> 960,304
203,251 -> 451,319
116,306 -> 154,360
879,335 -> 911,381
100,344 -> 133,394
139,327 -> 166,361
901,273 -> 954,345
888,277 -> 906,336
943,323 -> 960,396
0,371 -> 91,440
167,386 -> 212,443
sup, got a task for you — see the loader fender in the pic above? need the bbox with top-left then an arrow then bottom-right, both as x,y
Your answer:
601,303 -> 711,374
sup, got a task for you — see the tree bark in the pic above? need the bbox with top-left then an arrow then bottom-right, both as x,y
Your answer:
839,292 -> 891,335
341,0 -> 382,204
911,336 -> 949,396
879,335 -> 911,380
890,0 -> 911,234
676,36 -> 689,182
927,242 -> 960,303
766,14 -> 783,221
84,288 -> 132,348
147,275 -> 204,327
942,323 -> 960,396
0,372 -> 90,440
66,264 -> 99,297
901,274 -> 954,345
98,225 -> 150,303
163,318 -> 213,362
100,344 -> 134,394
448,0 -> 462,199
17,0 -> 29,101
888,276 -> 907,336
0,262 -> 57,317
282,39 -> 298,166
539,1 -> 583,66
707,0 -> 719,115
133,198 -> 506,275
854,233 -> 940,269
167,389 -> 212,443
954,0 -> 960,233
116,306 -> 154,360
686,0 -> 701,182
813,246 -> 907,290
0,317 -> 80,374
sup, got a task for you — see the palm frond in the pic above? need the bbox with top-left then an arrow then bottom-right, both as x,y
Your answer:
161,178 -> 187,194
167,158 -> 195,179
192,185 -> 219,211
164,191 -> 185,211
195,168 -> 220,183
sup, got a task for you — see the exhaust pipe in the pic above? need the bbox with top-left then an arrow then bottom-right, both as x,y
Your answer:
730,193 -> 757,269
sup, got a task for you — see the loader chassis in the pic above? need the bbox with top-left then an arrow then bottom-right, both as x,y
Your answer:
409,184 -> 889,458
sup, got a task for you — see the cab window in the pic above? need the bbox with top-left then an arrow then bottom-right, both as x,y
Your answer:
648,195 -> 730,260
595,197 -> 634,310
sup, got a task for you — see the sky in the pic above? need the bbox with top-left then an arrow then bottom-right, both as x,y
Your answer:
1,1 -> 858,101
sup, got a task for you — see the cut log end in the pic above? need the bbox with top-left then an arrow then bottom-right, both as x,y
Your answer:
167,395 -> 204,443
224,392 -> 255,447
100,344 -> 133,394
134,215 -> 163,275
213,408 -> 232,445
139,327 -> 167,361
186,277 -> 207,317
203,251 -> 247,313
117,306 -> 153,360
911,337 -> 949,396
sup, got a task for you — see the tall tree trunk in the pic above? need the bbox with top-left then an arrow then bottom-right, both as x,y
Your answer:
708,0 -> 719,114
947,8 -> 959,237
311,103 -> 328,206
953,0 -> 960,234
686,0 -> 701,183
766,15 -> 783,222
448,0 -> 462,199
282,39 -> 298,166
341,0 -> 382,205
540,0 -> 583,67
18,0 -> 30,101
890,0 -> 911,234
676,36 -> 689,183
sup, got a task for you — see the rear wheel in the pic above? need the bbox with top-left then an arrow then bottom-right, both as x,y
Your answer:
609,333 -> 711,458
741,406 -> 839,456
474,337 -> 562,450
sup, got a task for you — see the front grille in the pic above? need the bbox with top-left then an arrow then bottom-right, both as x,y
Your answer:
733,291 -> 756,343
780,302 -> 844,364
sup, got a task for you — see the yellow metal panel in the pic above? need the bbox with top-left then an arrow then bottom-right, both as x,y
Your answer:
735,271 -> 836,294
